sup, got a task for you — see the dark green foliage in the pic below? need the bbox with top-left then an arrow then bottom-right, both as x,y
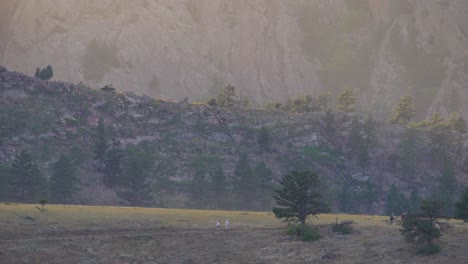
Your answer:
50,154 -> 80,204
36,199 -> 47,212
299,224 -> 321,241
34,65 -> 54,80
384,184 -> 409,215
434,160 -> 457,217
397,127 -> 420,178
211,167 -> 227,208
207,98 -> 218,107
336,87 -> 356,113
233,153 -> 257,210
117,144 -> 156,206
254,161 -> 274,210
400,199 -> 449,252
338,179 -> 378,213
416,244 -> 441,255
287,224 -> 321,241
273,170 -> 329,225
409,189 -> 422,212
217,83 -> 236,108
257,127 -> 272,153
427,112 -> 453,167
332,219 -> 354,235
103,139 -> 123,187
389,96 -> 415,125
93,117 -> 109,171
448,112 -> 466,134
189,154 -> 221,208
455,187 -> 468,221
10,150 -> 47,202
0,164 -> 12,201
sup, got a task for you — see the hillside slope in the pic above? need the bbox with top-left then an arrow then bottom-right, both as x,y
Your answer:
1,66 -> 468,212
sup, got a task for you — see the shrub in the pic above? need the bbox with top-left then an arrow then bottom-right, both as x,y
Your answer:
417,244 -> 441,255
287,224 -> 321,241
332,220 -> 354,235
300,225 -> 321,241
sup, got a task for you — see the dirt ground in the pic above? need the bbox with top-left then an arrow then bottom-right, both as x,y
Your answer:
1,204 -> 467,264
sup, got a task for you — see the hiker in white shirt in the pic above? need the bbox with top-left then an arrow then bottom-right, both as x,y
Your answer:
216,219 -> 221,231
225,219 -> 230,229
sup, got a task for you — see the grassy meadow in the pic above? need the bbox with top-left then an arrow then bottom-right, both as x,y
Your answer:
1,203 -> 467,263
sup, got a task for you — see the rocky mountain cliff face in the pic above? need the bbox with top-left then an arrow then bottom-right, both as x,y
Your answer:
1,67 -> 467,213
1,0 -> 467,119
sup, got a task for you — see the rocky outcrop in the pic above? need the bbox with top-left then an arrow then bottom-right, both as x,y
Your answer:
1,0 -> 467,119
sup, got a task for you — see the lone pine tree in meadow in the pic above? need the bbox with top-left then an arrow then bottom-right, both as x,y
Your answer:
273,170 -> 329,225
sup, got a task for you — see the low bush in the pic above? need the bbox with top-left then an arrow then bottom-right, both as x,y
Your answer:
416,244 -> 441,255
287,224 -> 321,241
332,220 -> 354,235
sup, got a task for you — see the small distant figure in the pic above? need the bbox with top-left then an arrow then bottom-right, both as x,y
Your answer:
225,219 -> 230,229
390,212 -> 395,223
401,212 -> 407,221
216,219 -> 221,231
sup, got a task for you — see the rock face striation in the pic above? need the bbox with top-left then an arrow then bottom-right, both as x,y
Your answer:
0,0 -> 468,118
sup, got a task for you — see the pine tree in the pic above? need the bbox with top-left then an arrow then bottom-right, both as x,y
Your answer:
389,95 -> 416,125
455,187 -> 468,222
336,87 -> 356,113
400,199 -> 448,252
93,117 -> 108,171
233,153 -> 258,210
384,184 -> 409,215
10,150 -> 47,202
211,167 -> 228,208
254,161 -> 274,210
103,139 -> 123,187
0,164 -> 11,201
272,170 -> 329,225
257,127 -> 272,153
428,112 -> 453,167
117,146 -> 155,206
217,83 -> 236,107
435,159 -> 457,217
34,65 -> 54,80
397,127 -> 420,178
50,154 -> 80,204
448,112 -> 466,134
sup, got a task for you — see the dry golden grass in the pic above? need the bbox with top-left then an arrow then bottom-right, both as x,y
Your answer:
1,203 -> 467,264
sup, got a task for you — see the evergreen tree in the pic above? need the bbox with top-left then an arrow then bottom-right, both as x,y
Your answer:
117,145 -> 155,206
50,154 -> 80,203
0,164 -> 11,201
389,95 -> 416,125
428,112 -> 453,168
211,167 -> 228,208
336,87 -> 356,112
397,127 -> 420,178
435,160 -> 457,217
103,139 -> 123,187
10,150 -> 47,202
93,117 -> 108,171
272,170 -> 329,225
400,199 -> 448,252
448,112 -> 466,134
34,65 -> 54,80
455,187 -> 468,221
217,83 -> 236,107
257,127 -> 272,153
233,153 -> 258,210
254,161 -> 274,210
409,189 -> 422,212
323,109 -> 336,138
189,154 -> 221,208
384,184 -> 409,215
